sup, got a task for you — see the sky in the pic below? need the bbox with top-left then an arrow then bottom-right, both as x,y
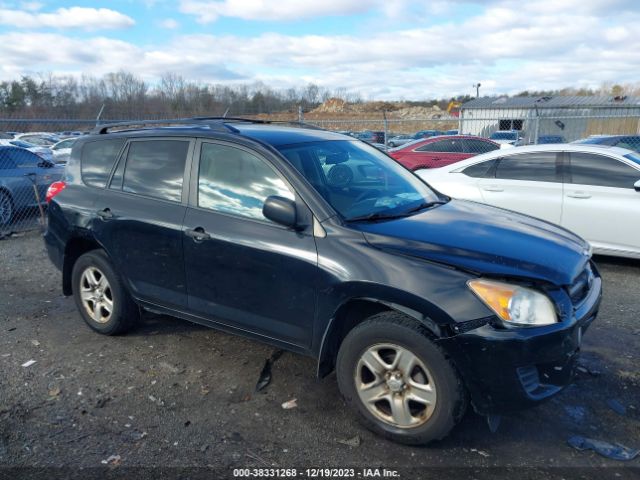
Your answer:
0,0 -> 639,100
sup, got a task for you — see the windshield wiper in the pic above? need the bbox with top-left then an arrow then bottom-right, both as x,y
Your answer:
346,200 -> 447,223
346,211 -> 409,222
402,200 -> 448,215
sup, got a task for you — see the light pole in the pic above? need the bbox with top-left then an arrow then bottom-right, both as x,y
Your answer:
473,83 -> 481,98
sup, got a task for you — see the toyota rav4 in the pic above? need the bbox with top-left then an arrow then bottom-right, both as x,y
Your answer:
44,118 -> 601,444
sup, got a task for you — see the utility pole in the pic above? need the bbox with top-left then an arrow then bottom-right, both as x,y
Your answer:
473,83 -> 481,98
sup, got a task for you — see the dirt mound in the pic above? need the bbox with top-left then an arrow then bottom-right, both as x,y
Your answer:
393,105 -> 444,119
312,98 -> 349,113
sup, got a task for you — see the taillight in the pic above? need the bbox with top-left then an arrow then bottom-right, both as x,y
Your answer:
46,181 -> 66,203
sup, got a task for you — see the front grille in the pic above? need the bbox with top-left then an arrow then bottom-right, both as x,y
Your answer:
567,263 -> 594,306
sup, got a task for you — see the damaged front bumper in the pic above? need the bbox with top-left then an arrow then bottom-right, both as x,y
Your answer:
439,275 -> 602,415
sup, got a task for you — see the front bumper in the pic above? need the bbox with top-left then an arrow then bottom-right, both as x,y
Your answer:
438,275 -> 602,415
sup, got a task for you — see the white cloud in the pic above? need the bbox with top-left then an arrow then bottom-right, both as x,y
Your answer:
0,1 -> 639,99
159,18 -> 180,29
0,6 -> 135,30
179,0 -> 375,23
20,1 -> 43,11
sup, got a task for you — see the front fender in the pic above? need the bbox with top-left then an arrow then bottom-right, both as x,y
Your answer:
313,282 -> 462,378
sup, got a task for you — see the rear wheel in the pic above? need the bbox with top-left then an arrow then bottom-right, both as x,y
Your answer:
71,250 -> 138,335
336,312 -> 466,444
0,191 -> 13,226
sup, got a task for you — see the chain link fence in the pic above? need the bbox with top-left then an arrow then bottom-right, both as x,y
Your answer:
1,111 -> 639,236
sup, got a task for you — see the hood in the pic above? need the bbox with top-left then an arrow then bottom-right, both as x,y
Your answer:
354,200 -> 590,286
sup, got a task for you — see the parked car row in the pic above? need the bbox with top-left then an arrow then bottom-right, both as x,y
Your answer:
0,132 -> 78,166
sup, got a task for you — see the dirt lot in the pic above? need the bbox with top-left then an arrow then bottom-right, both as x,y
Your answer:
1,231 -> 639,479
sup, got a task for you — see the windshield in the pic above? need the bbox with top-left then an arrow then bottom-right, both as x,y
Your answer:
490,132 -> 517,140
277,140 -> 443,221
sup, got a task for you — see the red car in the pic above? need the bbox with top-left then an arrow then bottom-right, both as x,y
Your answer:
388,135 -> 500,171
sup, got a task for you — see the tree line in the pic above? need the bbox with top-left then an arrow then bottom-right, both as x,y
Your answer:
0,71 -> 636,120
0,71 -> 371,119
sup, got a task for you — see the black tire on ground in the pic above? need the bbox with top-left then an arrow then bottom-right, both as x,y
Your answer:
336,311 -> 467,445
0,190 -> 14,226
71,249 -> 139,335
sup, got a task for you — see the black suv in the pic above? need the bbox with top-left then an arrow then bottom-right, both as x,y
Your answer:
45,118 -> 601,444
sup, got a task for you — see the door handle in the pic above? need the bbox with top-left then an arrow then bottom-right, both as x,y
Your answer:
97,208 -> 114,220
185,227 -> 211,242
482,186 -> 504,192
567,192 -> 591,199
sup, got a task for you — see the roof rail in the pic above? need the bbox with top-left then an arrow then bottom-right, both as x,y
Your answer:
91,116 -> 326,135
91,117 -> 257,135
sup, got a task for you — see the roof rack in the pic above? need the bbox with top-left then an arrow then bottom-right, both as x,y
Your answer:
92,117 -> 264,135
91,117 -> 325,134
186,116 -> 325,131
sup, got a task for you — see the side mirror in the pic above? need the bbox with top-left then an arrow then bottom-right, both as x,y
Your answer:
263,196 -> 298,229
635,180 -> 640,192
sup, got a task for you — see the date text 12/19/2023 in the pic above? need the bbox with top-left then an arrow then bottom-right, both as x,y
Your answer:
232,468 -> 401,478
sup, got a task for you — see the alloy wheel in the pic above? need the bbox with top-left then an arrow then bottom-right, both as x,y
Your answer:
79,267 -> 114,324
355,343 -> 437,428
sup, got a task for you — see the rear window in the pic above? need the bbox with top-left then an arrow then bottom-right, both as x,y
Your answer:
122,140 -> 189,202
81,139 -> 125,188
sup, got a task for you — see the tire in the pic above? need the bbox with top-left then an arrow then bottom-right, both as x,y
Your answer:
0,191 -> 13,226
336,312 -> 467,445
71,250 -> 139,335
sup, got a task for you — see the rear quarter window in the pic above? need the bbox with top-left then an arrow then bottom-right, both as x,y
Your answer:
461,159 -> 496,177
81,139 -> 125,188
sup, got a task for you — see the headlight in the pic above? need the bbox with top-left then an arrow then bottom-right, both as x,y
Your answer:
468,279 -> 558,326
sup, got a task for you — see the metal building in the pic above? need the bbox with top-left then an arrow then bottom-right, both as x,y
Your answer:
459,95 -> 640,143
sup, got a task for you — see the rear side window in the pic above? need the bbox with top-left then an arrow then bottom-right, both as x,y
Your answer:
0,150 -> 17,169
463,139 -> 499,154
122,140 -> 189,202
462,160 -> 496,178
615,137 -> 640,152
569,152 -> 640,189
495,153 -> 559,182
415,139 -> 463,153
81,139 -> 125,188
10,149 -> 40,168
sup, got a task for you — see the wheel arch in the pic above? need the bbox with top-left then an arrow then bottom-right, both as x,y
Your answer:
62,235 -> 104,296
316,296 -> 449,378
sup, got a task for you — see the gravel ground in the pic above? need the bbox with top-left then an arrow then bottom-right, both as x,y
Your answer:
0,231 -> 639,479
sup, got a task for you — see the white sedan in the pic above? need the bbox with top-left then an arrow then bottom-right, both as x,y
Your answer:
51,137 -> 76,165
416,144 -> 640,259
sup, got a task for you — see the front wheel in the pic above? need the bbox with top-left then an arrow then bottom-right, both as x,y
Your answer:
71,250 -> 139,335
336,312 -> 466,444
